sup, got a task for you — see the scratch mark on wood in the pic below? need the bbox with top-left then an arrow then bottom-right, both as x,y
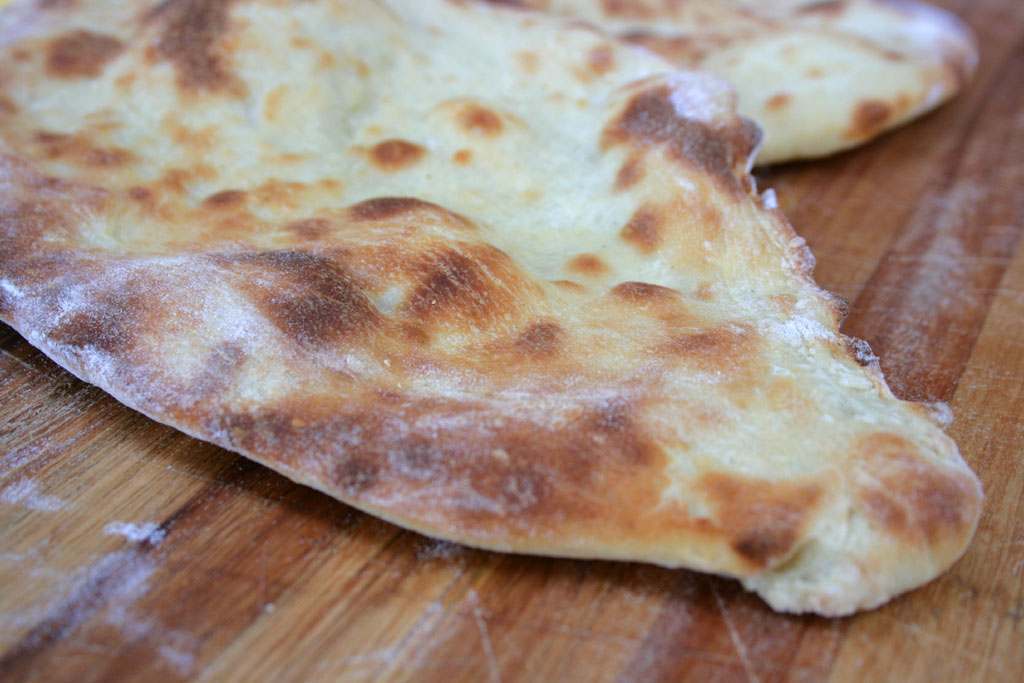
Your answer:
313,601 -> 446,676
320,648 -> 396,672
467,589 -> 502,683
875,613 -> 985,664
710,580 -> 760,683
260,544 -> 268,608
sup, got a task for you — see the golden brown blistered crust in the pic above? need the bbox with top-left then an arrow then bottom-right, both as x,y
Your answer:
847,99 -> 893,140
46,30 -> 124,78
218,251 -> 384,347
854,433 -> 982,551
458,104 -> 505,136
33,131 -> 135,168
613,154 -> 644,190
566,253 -> 609,276
348,197 -> 475,230
48,285 -> 148,355
798,0 -> 849,17
602,86 -> 762,197
0,0 -> 982,615
145,0 -> 241,93
701,472 -> 824,570
620,206 -> 663,251
659,323 -> 757,374
510,320 -> 564,357
501,0 -> 977,164
369,139 -> 427,171
219,393 -> 661,533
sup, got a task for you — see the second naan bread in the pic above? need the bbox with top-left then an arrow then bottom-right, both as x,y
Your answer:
491,0 -> 977,164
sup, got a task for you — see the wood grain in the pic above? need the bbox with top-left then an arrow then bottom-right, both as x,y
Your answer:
1,0 -> 1022,680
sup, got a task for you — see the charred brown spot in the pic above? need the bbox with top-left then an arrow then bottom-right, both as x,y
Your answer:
127,187 -> 154,204
253,180 -> 308,209
148,0 -> 239,93
170,123 -> 217,148
479,0 -> 542,7
205,409 -> 286,454
0,94 -> 17,116
697,203 -> 723,240
202,189 -> 246,209
854,433 -> 981,546
611,281 -> 678,302
620,206 -> 663,251
34,130 -> 133,167
48,287 -> 143,354
588,45 -> 615,75
398,322 -> 430,346
588,399 -> 657,468
844,336 -> 877,366
614,155 -> 643,190
453,149 -> 473,165
551,279 -> 585,291
83,147 -> 132,167
36,130 -> 72,151
733,528 -> 800,565
513,321 -> 563,357
702,472 -> 824,569
798,0 -> 847,15
370,139 -> 426,171
459,105 -> 503,136
406,249 -> 494,322
284,218 -> 331,241
386,435 -> 443,481
225,251 -> 381,346
622,32 -> 709,64
765,93 -> 791,111
662,324 -> 753,370
348,197 -> 474,230
601,0 -> 654,19
567,253 -> 608,276
444,395 -> 661,522
350,197 -> 427,221
182,343 -> 245,405
2,206 -> 48,256
603,87 -> 756,195
860,488 -> 906,531
334,458 -> 379,494
0,200 -> 72,265
46,30 -> 124,79
849,99 -> 892,139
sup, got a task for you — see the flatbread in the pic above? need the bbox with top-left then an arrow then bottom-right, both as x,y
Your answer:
0,0 -> 981,615
487,0 -> 977,164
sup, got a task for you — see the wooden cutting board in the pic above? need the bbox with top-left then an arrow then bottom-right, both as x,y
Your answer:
1,1 -> 1021,680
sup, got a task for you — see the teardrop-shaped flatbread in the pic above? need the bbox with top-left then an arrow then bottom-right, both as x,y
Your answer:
0,0 -> 980,615
487,0 -> 977,163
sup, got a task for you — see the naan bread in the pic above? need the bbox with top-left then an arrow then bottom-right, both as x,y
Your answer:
0,0 -> 981,615
488,0 -> 977,164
